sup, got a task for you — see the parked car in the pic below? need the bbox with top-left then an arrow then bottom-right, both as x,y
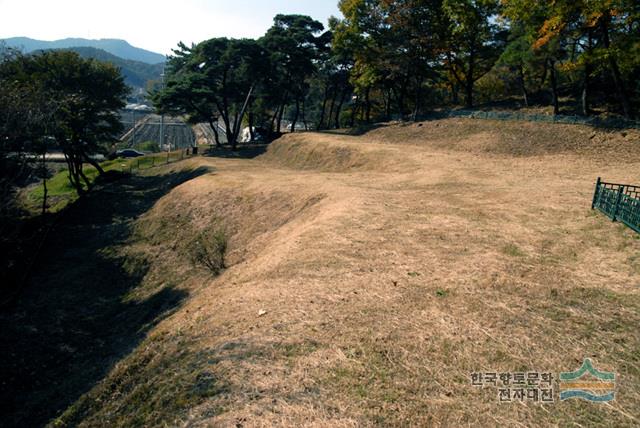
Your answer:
116,149 -> 145,158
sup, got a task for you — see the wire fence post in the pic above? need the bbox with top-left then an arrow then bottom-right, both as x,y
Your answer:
612,185 -> 624,222
591,177 -> 601,210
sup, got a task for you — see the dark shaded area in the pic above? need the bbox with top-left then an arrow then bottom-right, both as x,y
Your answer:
202,143 -> 269,160
414,107 -> 640,130
0,156 -> 45,305
0,166 -> 211,427
316,124 -> 388,136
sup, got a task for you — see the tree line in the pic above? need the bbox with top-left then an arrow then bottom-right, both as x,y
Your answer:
1,0 -> 638,212
155,1 -> 639,146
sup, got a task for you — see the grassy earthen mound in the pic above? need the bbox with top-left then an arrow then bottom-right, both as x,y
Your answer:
6,118 -> 639,427
364,118 -> 640,160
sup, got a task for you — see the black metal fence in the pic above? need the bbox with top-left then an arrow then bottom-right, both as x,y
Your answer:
592,178 -> 640,234
135,150 -> 184,170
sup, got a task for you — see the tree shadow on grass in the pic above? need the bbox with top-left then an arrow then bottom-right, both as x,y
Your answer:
202,144 -> 268,159
0,166 -> 212,427
315,124 -> 388,137
414,104 -> 639,130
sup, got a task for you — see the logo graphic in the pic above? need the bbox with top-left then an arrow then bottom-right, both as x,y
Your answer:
559,359 -> 615,402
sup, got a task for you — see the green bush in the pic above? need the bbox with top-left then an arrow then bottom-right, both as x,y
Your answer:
188,228 -> 227,275
137,141 -> 161,153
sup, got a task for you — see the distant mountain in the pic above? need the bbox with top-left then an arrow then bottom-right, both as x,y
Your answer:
2,37 -> 165,64
46,47 -> 164,90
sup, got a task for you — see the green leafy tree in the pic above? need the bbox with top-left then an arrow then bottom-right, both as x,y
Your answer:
498,22 -> 537,107
502,0 -> 568,114
313,17 -> 354,129
260,14 -> 327,132
503,0 -> 639,117
335,0 -> 448,120
0,51 -> 127,194
580,0 -> 637,117
1,50 -> 55,217
334,0 -> 399,120
154,38 -> 269,149
442,0 -> 506,108
384,0 -> 446,119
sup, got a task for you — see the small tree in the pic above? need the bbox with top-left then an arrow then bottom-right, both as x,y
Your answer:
0,50 -> 59,212
3,51 -> 128,194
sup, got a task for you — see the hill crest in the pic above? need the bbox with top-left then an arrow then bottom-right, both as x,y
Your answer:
1,37 -> 165,64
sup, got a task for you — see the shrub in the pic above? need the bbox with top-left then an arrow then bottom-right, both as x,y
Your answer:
137,141 -> 161,153
188,228 -> 227,275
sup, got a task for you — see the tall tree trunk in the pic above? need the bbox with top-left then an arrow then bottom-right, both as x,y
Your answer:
464,46 -> 476,108
269,108 -> 279,137
301,97 -> 308,130
317,84 -> 329,130
41,151 -> 47,215
412,77 -> 423,121
549,59 -> 560,115
385,87 -> 392,119
220,70 -> 234,146
327,88 -> 336,129
208,119 -> 221,147
277,102 -> 285,134
84,153 -> 105,175
230,85 -> 254,149
275,89 -> 288,134
220,112 -> 233,148
335,87 -> 348,129
63,153 -> 80,194
581,62 -> 591,116
518,64 -> 529,107
232,111 -> 239,143
397,81 -> 407,118
350,97 -> 358,128
450,81 -> 459,105
601,12 -> 631,118
79,164 -> 91,190
464,80 -> 474,109
248,112 -> 255,141
539,60 -> 548,92
365,86 -> 371,123
291,97 -> 300,133
66,150 -> 90,195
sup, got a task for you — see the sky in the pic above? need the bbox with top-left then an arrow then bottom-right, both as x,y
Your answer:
0,0 -> 342,54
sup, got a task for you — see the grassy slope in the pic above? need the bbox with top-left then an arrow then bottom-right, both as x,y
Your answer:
24,152 -> 189,213
2,118 -> 639,427
2,161 -> 216,427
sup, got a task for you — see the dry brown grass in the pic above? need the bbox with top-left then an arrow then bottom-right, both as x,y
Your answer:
54,118 -> 639,427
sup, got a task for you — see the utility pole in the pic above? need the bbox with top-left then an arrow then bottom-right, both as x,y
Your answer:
160,114 -> 165,151
160,68 -> 165,151
131,110 -> 136,147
